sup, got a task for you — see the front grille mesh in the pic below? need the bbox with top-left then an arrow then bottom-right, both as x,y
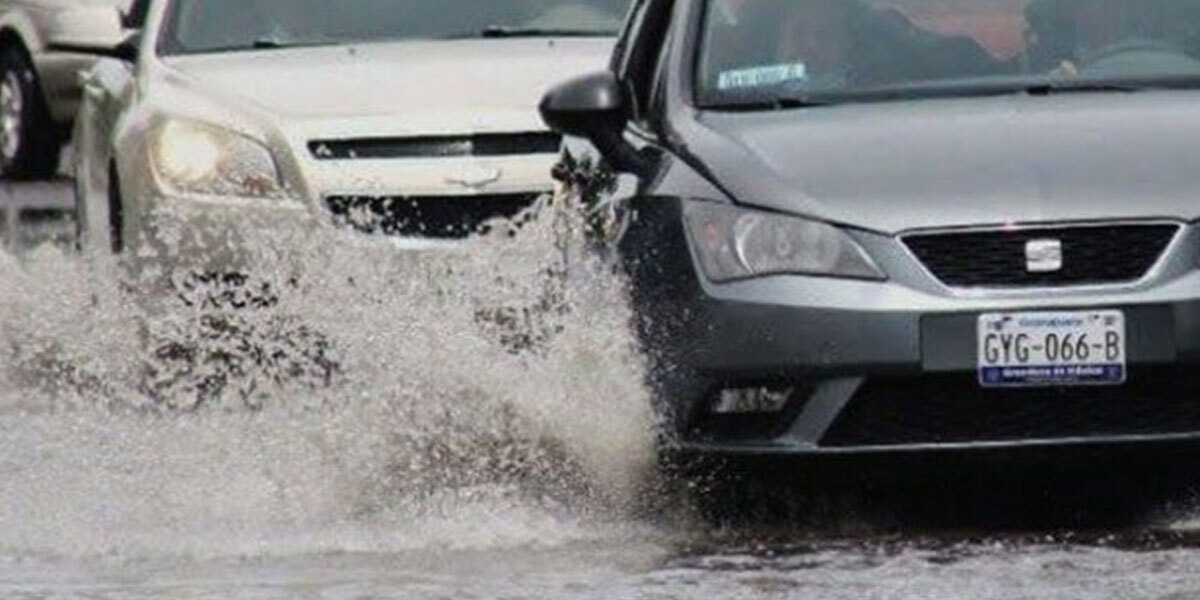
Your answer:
903,224 -> 1178,287
821,369 -> 1200,447
325,194 -> 540,239
309,133 -> 560,160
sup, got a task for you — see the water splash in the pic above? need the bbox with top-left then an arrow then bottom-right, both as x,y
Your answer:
0,200 -> 656,560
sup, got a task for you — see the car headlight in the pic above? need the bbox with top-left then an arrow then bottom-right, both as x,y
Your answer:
150,118 -> 284,199
684,201 -> 885,282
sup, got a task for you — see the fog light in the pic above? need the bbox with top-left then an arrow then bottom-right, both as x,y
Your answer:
711,386 -> 794,414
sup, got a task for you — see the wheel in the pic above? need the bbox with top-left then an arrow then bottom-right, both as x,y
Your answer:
0,46 -> 60,180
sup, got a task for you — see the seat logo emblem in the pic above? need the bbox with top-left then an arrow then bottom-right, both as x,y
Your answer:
1025,239 -> 1063,273
446,166 -> 502,190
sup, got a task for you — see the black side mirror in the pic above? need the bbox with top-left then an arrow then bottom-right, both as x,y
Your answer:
111,32 -> 142,63
540,71 -> 627,137
48,30 -> 140,62
540,71 -> 649,175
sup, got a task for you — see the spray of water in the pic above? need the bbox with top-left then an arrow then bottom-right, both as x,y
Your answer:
0,198 -> 657,560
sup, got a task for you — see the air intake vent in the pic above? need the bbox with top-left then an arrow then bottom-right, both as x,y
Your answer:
324,194 -> 540,239
903,224 -> 1178,288
821,369 -> 1200,447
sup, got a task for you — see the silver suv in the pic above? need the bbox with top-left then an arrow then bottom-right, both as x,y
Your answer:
0,0 -> 143,179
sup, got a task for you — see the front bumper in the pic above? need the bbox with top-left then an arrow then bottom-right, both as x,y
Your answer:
621,199 -> 1200,455
130,192 -> 318,280
125,181 -> 548,279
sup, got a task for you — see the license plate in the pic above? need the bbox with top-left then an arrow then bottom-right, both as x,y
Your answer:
977,310 -> 1126,387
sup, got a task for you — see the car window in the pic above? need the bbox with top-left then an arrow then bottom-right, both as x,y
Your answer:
159,0 -> 631,55
610,0 -> 650,71
695,0 -> 1200,108
645,23 -> 676,122
620,0 -> 676,117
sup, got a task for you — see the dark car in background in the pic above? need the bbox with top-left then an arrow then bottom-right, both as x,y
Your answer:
542,0 -> 1200,461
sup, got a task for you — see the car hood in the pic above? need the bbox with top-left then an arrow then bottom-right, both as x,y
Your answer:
693,92 -> 1200,234
161,37 -> 612,127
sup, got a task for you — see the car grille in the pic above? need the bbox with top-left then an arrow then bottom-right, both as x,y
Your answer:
903,224 -> 1179,288
820,369 -> 1200,447
309,133 -> 560,160
324,194 -> 541,239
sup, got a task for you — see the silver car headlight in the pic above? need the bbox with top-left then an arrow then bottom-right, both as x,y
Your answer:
150,118 -> 284,199
684,202 -> 885,282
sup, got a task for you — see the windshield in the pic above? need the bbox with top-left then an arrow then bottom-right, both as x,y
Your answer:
696,0 -> 1200,107
160,0 -> 630,54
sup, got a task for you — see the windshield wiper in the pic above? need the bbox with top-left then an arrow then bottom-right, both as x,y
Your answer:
708,96 -> 834,111
701,76 -> 1200,111
448,25 -> 611,39
250,37 -> 338,50
252,37 -> 292,49
1024,81 -> 1143,95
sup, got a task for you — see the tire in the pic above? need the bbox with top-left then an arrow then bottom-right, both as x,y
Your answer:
0,46 -> 60,180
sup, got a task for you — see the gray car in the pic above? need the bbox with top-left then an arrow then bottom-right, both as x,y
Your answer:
541,0 -> 1200,460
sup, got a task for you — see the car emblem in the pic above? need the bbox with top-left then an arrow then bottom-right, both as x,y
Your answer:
446,166 -> 502,190
1025,238 -> 1063,273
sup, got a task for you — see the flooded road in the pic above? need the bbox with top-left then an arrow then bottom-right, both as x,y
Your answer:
3,183 -> 1200,599
8,528 -> 1200,599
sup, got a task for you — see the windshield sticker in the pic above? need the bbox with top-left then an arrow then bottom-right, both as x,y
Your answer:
717,63 -> 807,91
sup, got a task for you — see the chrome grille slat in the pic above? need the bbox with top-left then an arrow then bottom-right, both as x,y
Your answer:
309,133 -> 561,160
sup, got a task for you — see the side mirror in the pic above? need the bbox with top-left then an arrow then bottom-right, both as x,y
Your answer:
540,71 -> 649,175
110,32 -> 143,63
46,7 -> 134,60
